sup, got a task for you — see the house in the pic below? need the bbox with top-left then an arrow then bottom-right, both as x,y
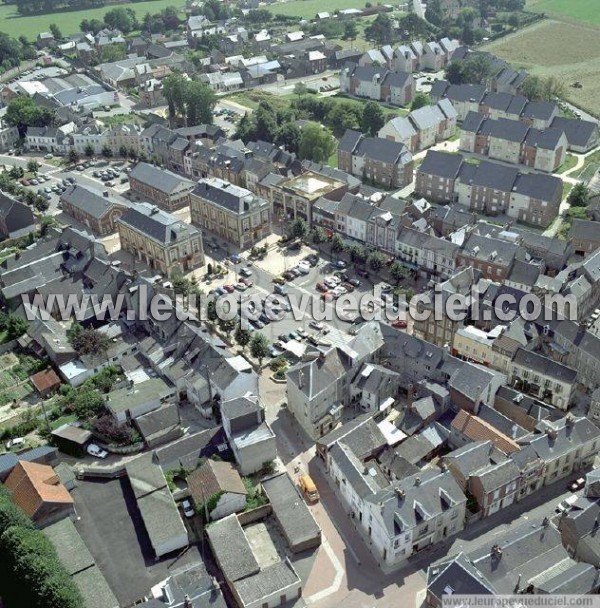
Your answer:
105,376 -> 177,424
340,63 -> 415,106
550,116 -> 599,153
450,409 -> 521,455
60,185 -> 129,236
508,172 -> 563,228
520,100 -> 558,129
128,162 -> 195,212
187,459 -> 247,521
117,202 -> 205,274
426,520 -> 598,607
261,473 -> 322,552
378,100 -> 457,152
509,348 -> 577,410
479,91 -> 527,121
430,80 -> 487,120
442,441 -> 521,516
0,192 -> 35,240
0,446 -> 58,483
337,130 -> 413,189
448,362 -> 506,414
559,495 -> 600,567
206,514 -> 303,608
570,219 -> 600,257
5,461 -> 74,527
421,41 -> 445,71
125,454 -> 188,557
221,394 -> 276,475
190,177 -> 271,249
30,368 -> 61,398
521,126 -> 567,173
455,232 -> 523,281
350,362 -> 402,412
414,150 -> 464,203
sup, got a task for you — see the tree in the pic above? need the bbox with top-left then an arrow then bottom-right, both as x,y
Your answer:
311,226 -> 326,244
425,0 -> 444,26
289,217 -> 309,240
39,216 -> 57,236
68,325 -> 110,356
390,260 -> 408,284
343,21 -> 358,42
364,14 -> 394,46
84,143 -> 94,158
299,123 -> 336,163
411,92 -> 430,111
507,13 -> 520,28
462,54 -> 494,85
568,182 -> 589,207
446,61 -> 465,85
361,101 -> 385,137
26,159 -> 40,174
184,81 -> 216,126
349,244 -> 367,263
235,325 -> 251,351
163,73 -> 188,120
119,145 -> 128,158
49,23 -> 62,40
250,333 -> 270,366
367,251 -> 385,271
8,166 -> 24,180
6,96 -> 55,138
6,315 -> 27,339
326,103 -> 360,135
254,101 -> 278,143
68,149 -> 78,165
104,7 -> 138,33
276,122 -> 301,155
101,145 -> 112,158
93,415 -> 136,446
331,234 -> 345,253
397,14 -> 435,39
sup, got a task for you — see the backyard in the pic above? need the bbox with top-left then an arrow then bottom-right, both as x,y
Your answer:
0,0 -> 187,40
482,19 -> 600,117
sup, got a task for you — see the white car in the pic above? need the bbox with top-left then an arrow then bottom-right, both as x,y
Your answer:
297,262 -> 311,274
6,437 -> 25,450
324,277 -> 340,289
182,499 -> 195,518
87,443 -> 108,459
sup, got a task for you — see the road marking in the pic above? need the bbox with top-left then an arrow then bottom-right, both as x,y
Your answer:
305,535 -> 345,605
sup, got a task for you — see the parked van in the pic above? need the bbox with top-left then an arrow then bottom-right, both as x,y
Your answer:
556,494 -> 578,514
299,474 -> 319,503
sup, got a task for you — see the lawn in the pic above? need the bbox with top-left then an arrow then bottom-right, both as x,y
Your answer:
0,0 -> 187,40
482,19 -> 600,118
526,0 -> 600,26
557,154 -> 578,174
266,0 -> 371,19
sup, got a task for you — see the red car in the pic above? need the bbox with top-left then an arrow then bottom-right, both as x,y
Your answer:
316,282 -> 328,292
222,284 -> 235,293
392,320 -> 407,329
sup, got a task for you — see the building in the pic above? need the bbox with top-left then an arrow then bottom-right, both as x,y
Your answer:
129,162 -> 195,212
117,202 -> 204,274
60,185 -> 129,235
187,459 -> 247,521
5,460 -> 74,527
414,150 -> 464,203
550,116 -> 599,153
455,232 -> 523,281
570,219 -> 600,257
221,394 -> 276,475
261,473 -> 322,552
450,410 -> 521,455
0,192 -> 35,240
125,454 -> 188,557
190,177 -> 271,249
338,130 -> 413,189
509,348 -> 577,410
340,64 -> 415,106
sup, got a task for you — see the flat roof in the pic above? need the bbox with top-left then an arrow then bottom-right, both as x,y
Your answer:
279,171 -> 344,201
107,377 -> 174,413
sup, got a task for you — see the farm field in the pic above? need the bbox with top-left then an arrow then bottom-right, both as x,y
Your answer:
266,0 -> 370,19
482,19 -> 600,117
0,0 -> 186,40
526,0 -> 600,26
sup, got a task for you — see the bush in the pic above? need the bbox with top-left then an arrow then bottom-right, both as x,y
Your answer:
92,415 -> 136,446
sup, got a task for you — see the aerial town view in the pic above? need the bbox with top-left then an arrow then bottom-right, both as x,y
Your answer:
1,0 -> 600,606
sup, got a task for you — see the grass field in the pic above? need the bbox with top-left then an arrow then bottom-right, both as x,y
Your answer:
266,0 -> 370,19
526,0 -> 600,26
0,0 -> 186,40
482,19 -> 600,117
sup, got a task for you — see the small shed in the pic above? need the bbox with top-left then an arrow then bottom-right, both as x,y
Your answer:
51,423 -> 92,457
30,368 -> 61,397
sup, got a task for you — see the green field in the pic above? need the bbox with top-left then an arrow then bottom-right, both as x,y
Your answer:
527,0 -> 600,26
0,0 -> 187,40
266,0 -> 371,19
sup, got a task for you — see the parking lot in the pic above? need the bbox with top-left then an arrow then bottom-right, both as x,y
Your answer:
214,101 -> 248,137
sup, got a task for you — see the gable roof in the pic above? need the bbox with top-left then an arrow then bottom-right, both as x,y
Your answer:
419,150 -> 464,179
5,460 -> 73,517
188,459 -> 247,501
451,410 -> 521,455
129,162 -> 193,194
60,184 -> 129,219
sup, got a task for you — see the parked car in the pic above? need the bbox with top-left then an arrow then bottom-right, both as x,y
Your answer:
316,282 -> 328,292
251,319 -> 265,329
341,282 -> 355,292
556,495 -> 578,514
274,284 -> 288,296
335,260 -> 347,269
230,253 -> 242,264
309,321 -> 324,331
239,267 -> 253,277
182,499 -> 195,518
268,345 -> 284,357
235,282 -> 248,291
222,284 -> 235,293
392,320 -> 408,329
288,331 -> 300,341
273,276 -> 286,285
87,444 -> 108,459
278,334 -> 290,343
348,278 -> 360,287
570,477 -> 586,492
6,437 -> 25,450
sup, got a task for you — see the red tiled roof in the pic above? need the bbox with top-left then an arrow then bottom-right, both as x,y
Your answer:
451,409 -> 520,455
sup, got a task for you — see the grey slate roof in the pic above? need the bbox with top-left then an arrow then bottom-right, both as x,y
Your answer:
461,111 -> 486,133
418,150 -> 464,179
233,561 -> 300,606
512,171 -> 562,202
129,162 -> 194,194
570,218 -> 600,242
489,117 -> 529,143
61,184 -> 129,219
551,116 -> 598,148
193,177 -> 268,214
524,126 -> 564,150
512,348 -> 577,383
468,160 -> 519,191
522,100 -> 557,121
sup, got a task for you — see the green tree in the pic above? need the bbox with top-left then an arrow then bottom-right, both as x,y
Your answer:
119,145 -> 128,158
254,101 -> 278,143
184,81 -> 216,126
361,101 -> 385,137
311,226 -> 326,243
68,325 -> 110,356
49,23 -> 62,40
411,92 -> 430,111
425,0 -> 444,26
26,159 -> 40,174
100,43 -> 126,63
235,325 -> 251,351
343,21 -> 358,42
364,14 -> 394,46
367,250 -> 385,271
507,13 -> 520,28
104,7 -> 138,33
250,333 -> 270,366
84,143 -> 94,158
163,73 -> 188,120
8,166 -> 24,180
293,82 -> 308,96
326,104 -> 360,135
101,145 -> 112,158
276,122 -> 301,155
299,123 -> 336,163
397,13 -> 435,39
331,233 -> 345,253
6,96 -> 55,138
568,182 -> 589,207
6,315 -> 27,339
349,243 -> 367,263
289,217 -> 309,240
390,260 -> 408,284
68,149 -> 79,165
